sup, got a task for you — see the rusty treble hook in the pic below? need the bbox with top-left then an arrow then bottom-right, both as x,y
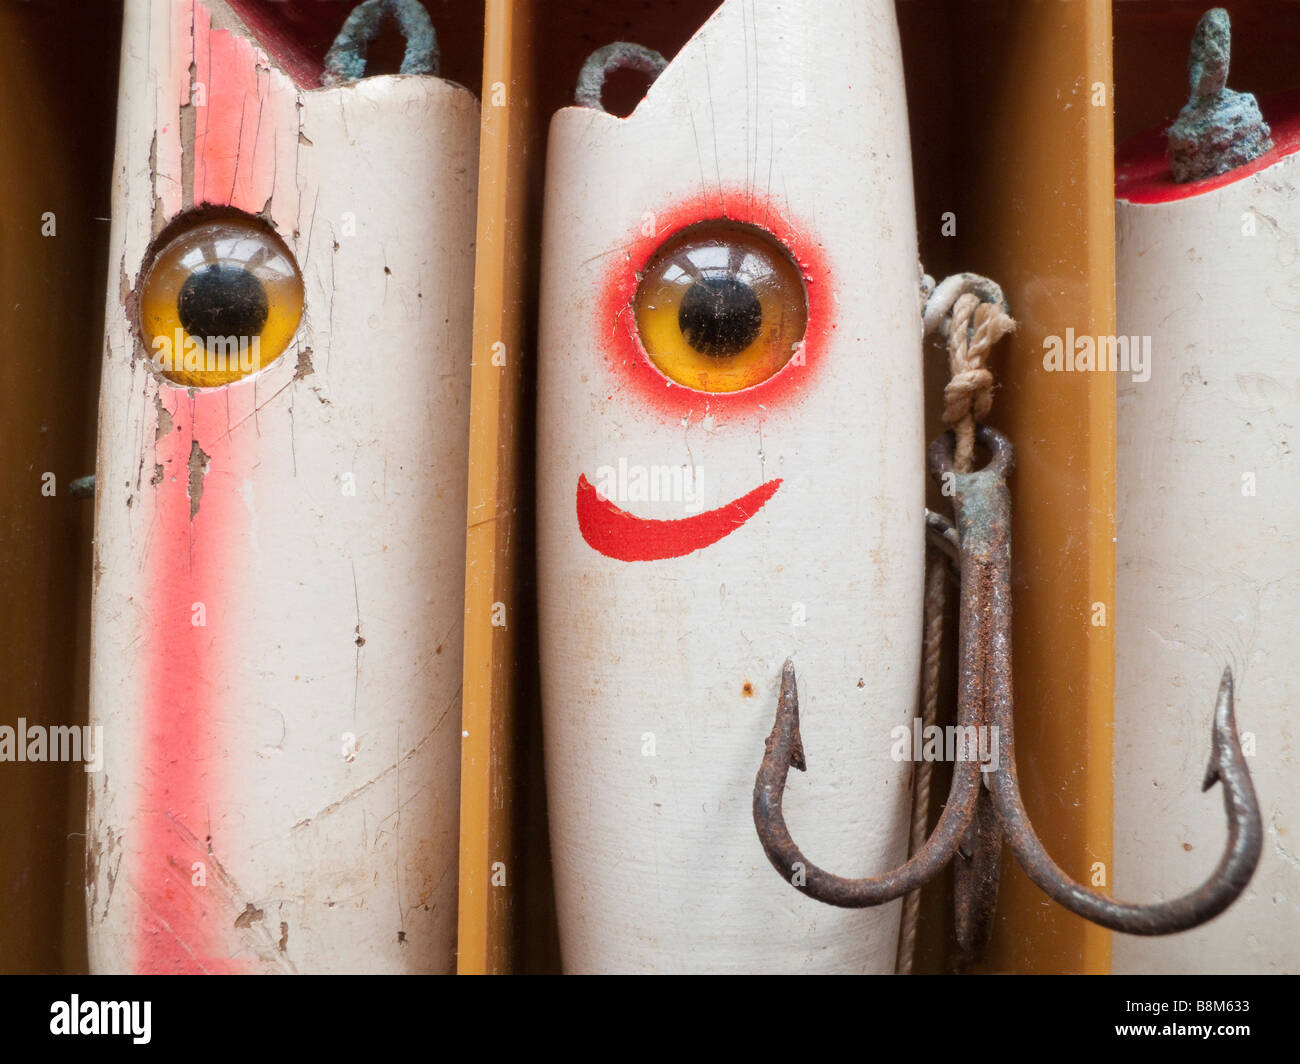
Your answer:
752,425 -> 1263,953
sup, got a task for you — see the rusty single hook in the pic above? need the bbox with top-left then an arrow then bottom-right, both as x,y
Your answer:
752,424 -> 1263,951
753,657 -> 983,906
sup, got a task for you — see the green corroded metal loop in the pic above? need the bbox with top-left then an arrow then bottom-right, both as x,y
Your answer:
323,0 -> 439,85
575,42 -> 668,111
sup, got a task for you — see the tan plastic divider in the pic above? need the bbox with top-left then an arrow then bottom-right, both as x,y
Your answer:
457,0 -> 536,975
957,0 -> 1116,975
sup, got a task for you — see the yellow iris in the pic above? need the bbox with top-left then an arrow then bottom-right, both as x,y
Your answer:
137,214 -> 303,388
633,221 -> 808,393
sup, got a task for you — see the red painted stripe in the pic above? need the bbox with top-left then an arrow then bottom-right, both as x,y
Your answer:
135,389 -> 242,974
576,474 -> 781,562
195,14 -> 281,213
132,1 -> 269,974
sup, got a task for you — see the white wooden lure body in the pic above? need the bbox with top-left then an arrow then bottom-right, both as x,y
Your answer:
1114,88 -> 1300,973
537,0 -> 924,973
87,0 -> 477,973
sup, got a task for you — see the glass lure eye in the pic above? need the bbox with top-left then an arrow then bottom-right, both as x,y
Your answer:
137,215 -> 304,387
632,221 -> 808,393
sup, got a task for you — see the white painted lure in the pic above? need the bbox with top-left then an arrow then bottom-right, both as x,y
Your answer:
537,0 -> 926,973
537,0 -> 1264,974
87,0 -> 476,973
1114,9 -> 1298,974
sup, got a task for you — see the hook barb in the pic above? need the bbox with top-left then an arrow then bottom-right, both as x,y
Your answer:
753,659 -> 982,908
989,662 -> 1262,935
934,425 -> 1263,936
753,424 -> 1264,948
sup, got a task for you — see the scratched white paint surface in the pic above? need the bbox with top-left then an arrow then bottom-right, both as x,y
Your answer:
537,0 -> 923,972
1115,162 -> 1300,972
87,0 -> 477,973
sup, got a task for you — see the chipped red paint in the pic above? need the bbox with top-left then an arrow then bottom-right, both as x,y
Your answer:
576,473 -> 781,562
1116,88 -> 1300,204
136,387 -> 243,974
596,189 -> 835,420
194,7 -> 285,213
130,0 -> 285,974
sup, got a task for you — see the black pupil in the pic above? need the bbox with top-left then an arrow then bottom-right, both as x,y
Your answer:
177,264 -> 269,346
678,276 -> 762,357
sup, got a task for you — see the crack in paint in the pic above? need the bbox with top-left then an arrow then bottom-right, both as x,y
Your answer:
290,691 -> 460,834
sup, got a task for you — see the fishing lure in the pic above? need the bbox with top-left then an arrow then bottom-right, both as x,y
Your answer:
1113,8 -> 1295,973
538,0 -> 1264,973
86,0 -> 476,973
537,0 -> 925,973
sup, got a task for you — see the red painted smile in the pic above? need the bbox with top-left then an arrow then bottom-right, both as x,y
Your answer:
576,474 -> 782,562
